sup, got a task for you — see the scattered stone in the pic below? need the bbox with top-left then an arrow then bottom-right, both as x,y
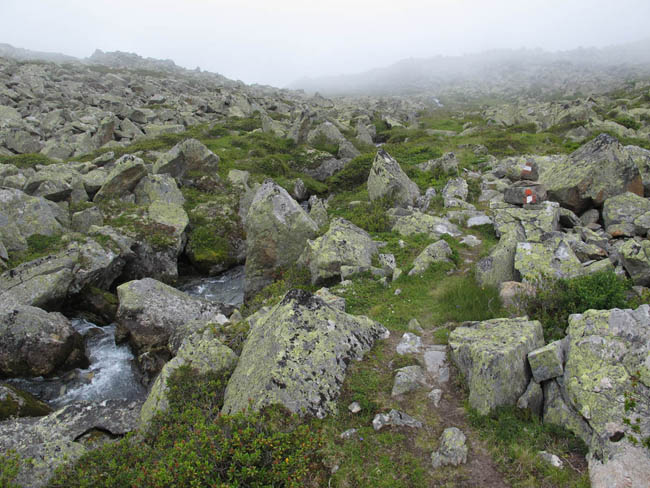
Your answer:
348,402 -> 361,414
396,332 -> 423,355
372,409 -> 423,431
409,240 -> 453,276
428,389 -> 443,407
153,138 -> 219,180
408,318 -> 424,333
424,346 -> 450,384
539,451 -> 564,469
392,365 -> 427,396
340,428 -> 358,440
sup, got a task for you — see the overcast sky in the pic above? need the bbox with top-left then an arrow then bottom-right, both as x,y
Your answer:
2,0 -> 649,86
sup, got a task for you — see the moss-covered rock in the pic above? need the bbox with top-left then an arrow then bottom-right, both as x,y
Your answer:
134,174 -> 185,206
528,339 -> 566,383
367,149 -> 420,208
514,239 -> 583,283
408,240 -> 453,276
222,289 -> 387,418
449,317 -> 544,415
391,210 -> 461,239
139,330 -> 237,428
153,138 -> 219,180
0,383 -> 52,420
298,218 -> 379,285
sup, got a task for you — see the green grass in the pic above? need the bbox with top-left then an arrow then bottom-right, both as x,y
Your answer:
0,153 -> 58,169
467,406 -> 590,488
0,450 -> 21,488
6,233 -> 66,268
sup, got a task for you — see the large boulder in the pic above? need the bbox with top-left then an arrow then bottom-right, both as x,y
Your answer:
93,155 -> 147,204
625,144 -> 650,196
244,180 -> 318,298
0,399 -> 141,488
139,330 -> 237,427
391,210 -> 461,239
493,201 -> 560,242
442,177 -> 469,208
298,218 -> 379,284
0,188 -> 63,253
619,238 -> 650,286
153,138 -> 219,180
475,227 -> 524,287
550,305 -> 650,487
514,238 -> 583,283
449,317 -> 544,415
222,289 -> 387,418
367,149 -> 420,207
134,174 -> 185,206
116,278 -> 229,374
408,240 -> 453,276
602,192 -> 650,237
539,134 -> 643,213
0,302 -> 85,377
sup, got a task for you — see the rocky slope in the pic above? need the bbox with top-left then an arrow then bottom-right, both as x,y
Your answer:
1,45 -> 649,488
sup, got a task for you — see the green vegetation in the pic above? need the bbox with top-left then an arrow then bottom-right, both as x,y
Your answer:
48,366 -> 326,488
7,233 -> 66,268
0,153 -> 58,169
101,203 -> 178,250
524,270 -> 631,341
468,406 -> 590,488
0,451 -> 21,488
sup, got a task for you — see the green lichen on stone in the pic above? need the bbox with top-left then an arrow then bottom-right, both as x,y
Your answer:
515,239 -> 583,284
449,317 -> 544,415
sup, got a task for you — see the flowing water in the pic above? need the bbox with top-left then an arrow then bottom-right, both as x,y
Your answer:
178,265 -> 245,306
8,319 -> 145,408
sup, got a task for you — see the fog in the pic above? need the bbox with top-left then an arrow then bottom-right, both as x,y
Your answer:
2,0 -> 650,87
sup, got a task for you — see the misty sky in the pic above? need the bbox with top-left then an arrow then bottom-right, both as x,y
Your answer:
2,0 -> 650,87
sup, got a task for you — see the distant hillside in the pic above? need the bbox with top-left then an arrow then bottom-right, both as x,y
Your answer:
0,43 -> 78,63
291,39 -> 650,99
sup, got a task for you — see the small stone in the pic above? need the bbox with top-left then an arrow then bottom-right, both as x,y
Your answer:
538,451 -> 564,469
396,333 -> 423,355
392,365 -> 427,397
372,409 -> 423,431
348,402 -> 361,414
340,428 -> 358,440
428,389 -> 443,407
460,235 -> 482,247
424,347 -> 450,384
394,288 -> 402,296
408,318 -> 424,333
431,427 -> 468,468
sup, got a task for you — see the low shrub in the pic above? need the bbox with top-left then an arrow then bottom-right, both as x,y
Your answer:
326,153 -> 374,191
524,270 -> 630,341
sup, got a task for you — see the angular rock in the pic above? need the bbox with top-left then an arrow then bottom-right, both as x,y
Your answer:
392,365 -> 427,396
391,211 -> 461,239
602,192 -> 650,237
134,174 -> 185,206
514,239 -> 583,283
244,180 -> 318,297
367,149 -> 420,207
449,317 -> 544,414
619,238 -> 650,286
409,240 -> 453,276
424,346 -> 450,384
372,409 -> 423,431
0,303 -> 84,377
442,177 -> 468,207
430,427 -> 468,468
153,138 -> 219,180
139,330 -> 237,427
0,383 -> 52,420
539,134 -> 643,213
504,181 -> 547,206
517,380 -> 543,417
299,218 -> 379,285
93,155 -> 147,203
396,332 -> 423,355
528,340 -> 566,383
222,289 -> 387,418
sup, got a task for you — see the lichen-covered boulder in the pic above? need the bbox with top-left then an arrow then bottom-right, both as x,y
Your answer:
222,289 -> 387,418
391,210 -> 461,239
517,380 -> 543,417
71,206 -> 104,233
539,134 -> 643,213
493,201 -> 560,242
244,180 -> 318,297
116,278 -> 229,374
299,218 -> 379,284
528,339 -> 566,383
619,238 -> 650,286
93,154 -> 147,203
562,306 -> 650,461
602,192 -> 650,237
408,240 -> 453,276
417,152 -> 459,174
0,383 -> 52,420
308,195 -> 329,228
430,427 -> 468,468
0,399 -> 141,488
625,144 -> 650,196
134,174 -> 185,206
442,177 -> 469,208
504,181 -> 547,206
0,302 -> 85,377
449,317 -> 544,415
514,239 -> 583,283
475,229 -> 523,287
367,149 -> 420,207
153,138 -> 219,180
139,330 -> 237,427
0,188 -> 63,253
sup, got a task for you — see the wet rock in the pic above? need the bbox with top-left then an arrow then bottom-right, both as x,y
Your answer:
222,289 -> 387,418
0,383 -> 52,420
